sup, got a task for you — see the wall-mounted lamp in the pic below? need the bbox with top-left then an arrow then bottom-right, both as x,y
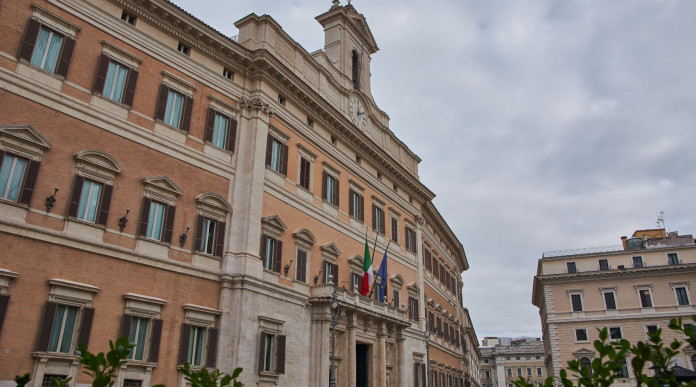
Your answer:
284,259 -> 293,276
179,226 -> 190,248
118,209 -> 130,232
314,270 -> 322,285
45,188 -> 59,212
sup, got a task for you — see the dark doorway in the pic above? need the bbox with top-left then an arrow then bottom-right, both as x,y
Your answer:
356,343 -> 369,387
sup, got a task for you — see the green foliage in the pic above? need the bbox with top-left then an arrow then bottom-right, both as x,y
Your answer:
76,336 -> 134,387
14,373 -> 31,387
514,315 -> 696,387
179,363 -> 243,387
49,377 -> 72,387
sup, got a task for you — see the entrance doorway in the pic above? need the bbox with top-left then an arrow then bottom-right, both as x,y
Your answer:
356,343 -> 369,387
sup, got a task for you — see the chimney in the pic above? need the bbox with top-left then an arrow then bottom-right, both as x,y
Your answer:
621,236 -> 628,250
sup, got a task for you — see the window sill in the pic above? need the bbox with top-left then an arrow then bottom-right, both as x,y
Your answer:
258,373 -> 279,384
154,121 -> 187,143
32,351 -> 78,360
17,60 -> 64,90
64,218 -> 105,241
192,252 -> 222,271
135,237 -> 171,257
123,359 -> 159,368
91,93 -> 130,119
265,167 -> 286,185
203,143 -> 233,162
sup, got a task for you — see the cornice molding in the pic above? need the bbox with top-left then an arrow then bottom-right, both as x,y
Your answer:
537,263 -> 696,284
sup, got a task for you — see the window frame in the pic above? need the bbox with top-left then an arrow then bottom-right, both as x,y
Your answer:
671,282 -> 691,306
405,224 -> 416,253
92,45 -> 141,107
636,285 -> 653,308
569,290 -> 583,312
632,256 -> 644,268
601,288 -> 618,311
178,304 -> 220,369
266,131 -> 289,176
609,326 -> 623,340
574,328 -> 589,342
598,258 -> 609,271
372,199 -> 385,235
667,253 -> 680,265
322,168 -> 340,206
567,261 -> 577,273
18,8 -> 80,79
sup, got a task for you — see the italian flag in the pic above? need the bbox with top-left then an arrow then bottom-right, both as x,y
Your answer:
360,238 -> 373,296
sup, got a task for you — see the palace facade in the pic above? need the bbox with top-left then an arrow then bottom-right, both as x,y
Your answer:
0,0 -> 479,386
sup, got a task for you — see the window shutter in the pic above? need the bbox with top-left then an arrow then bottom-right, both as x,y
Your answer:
257,332 -> 267,373
296,250 -> 307,282
280,143 -> 289,175
332,263 -> 339,286
119,314 -> 132,340
18,160 -> 40,206
414,363 -> 419,387
380,209 -> 385,235
349,190 -> 354,216
265,134 -> 273,167
204,108 -> 215,143
276,335 -> 286,374
93,54 -> 110,93
273,240 -> 282,273
372,204 -> 376,230
55,37 -> 75,78
322,171 -> 328,200
181,96 -> 193,132
392,218 -> 398,242
162,205 -> 176,244
178,323 -> 191,365
122,68 -> 138,107
359,195 -> 364,221
149,318 -> 163,363
333,178 -> 339,206
206,327 -> 218,368
421,364 -> 427,387
77,307 -> 95,349
193,215 -> 204,252
138,197 -> 151,236
226,119 -> 237,152
155,85 -> 169,121
36,301 -> 58,351
19,19 -> 41,61
96,184 -> 113,226
214,222 -> 226,257
67,175 -> 85,217
260,235 -> 267,262
0,294 -> 9,338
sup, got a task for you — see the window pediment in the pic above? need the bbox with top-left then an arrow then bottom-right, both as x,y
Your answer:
349,255 -> 363,272
142,175 -> 183,203
48,278 -> 100,306
0,124 -> 52,160
407,282 -> 420,294
195,192 -> 231,221
390,274 -> 404,288
293,228 -> 316,246
321,243 -> 341,259
31,3 -> 81,38
261,215 -> 287,239
572,348 -> 595,357
74,149 -> 123,184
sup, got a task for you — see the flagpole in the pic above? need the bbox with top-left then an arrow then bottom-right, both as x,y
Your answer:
367,230 -> 379,297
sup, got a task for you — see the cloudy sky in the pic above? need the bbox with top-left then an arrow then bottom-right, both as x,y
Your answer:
170,0 -> 696,341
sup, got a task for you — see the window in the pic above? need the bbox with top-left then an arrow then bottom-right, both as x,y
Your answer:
517,368 -> 522,377
322,171 -> 339,206
408,296 -> 419,321
205,109 -> 237,151
0,152 -> 38,203
194,216 -> 225,256
424,247 -> 432,271
75,179 -> 102,222
372,204 -> 385,234
266,134 -> 288,175
567,262 -> 577,273
352,272 -> 361,293
675,286 -> 690,306
645,325 -> 658,336
639,288 -> 653,308
155,85 -> 193,131
537,368 -> 542,376
48,304 -> 79,353
277,95 -> 286,105
617,358 -> 629,378
178,305 -> 220,368
667,253 -> 679,265
120,294 -> 164,365
125,316 -> 150,360
603,290 -> 617,310
570,292 -> 583,312
123,380 -> 142,387
28,26 -> 65,73
323,261 -> 338,285
121,10 -> 136,25
507,368 -> 512,377
223,67 -> 233,80
37,300 -> 95,354
391,217 -> 399,243
257,331 -> 286,375
261,235 -> 282,273
93,54 -> 138,106
405,226 -> 416,253
177,42 -> 190,56
485,371 -> 490,379
691,354 -> 696,370
599,259 -> 609,270
527,368 -> 532,376
432,257 -> 439,278
41,375 -> 68,387
392,289 -> 400,308
575,328 -> 588,342
633,256 -> 644,268
296,249 -> 307,283
137,198 -> 174,243
352,50 -> 360,89
609,327 -> 622,340
349,189 -> 364,220
579,357 -> 592,377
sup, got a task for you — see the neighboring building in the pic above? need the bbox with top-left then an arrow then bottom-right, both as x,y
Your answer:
480,337 -> 545,387
0,0 -> 478,387
533,228 -> 696,385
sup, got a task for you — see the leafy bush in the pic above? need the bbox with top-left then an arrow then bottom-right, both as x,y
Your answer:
514,316 -> 696,387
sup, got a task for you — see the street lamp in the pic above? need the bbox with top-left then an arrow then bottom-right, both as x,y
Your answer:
329,275 -> 339,387
425,322 -> 431,387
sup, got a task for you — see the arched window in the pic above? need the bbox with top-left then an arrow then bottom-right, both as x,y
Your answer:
579,357 -> 592,377
352,50 -> 360,90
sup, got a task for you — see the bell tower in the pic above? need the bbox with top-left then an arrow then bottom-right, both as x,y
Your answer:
316,1 -> 379,97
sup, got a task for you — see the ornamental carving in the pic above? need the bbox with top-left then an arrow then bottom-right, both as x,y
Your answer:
239,96 -> 274,116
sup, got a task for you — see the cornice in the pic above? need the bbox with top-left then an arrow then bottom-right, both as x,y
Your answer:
536,263 -> 696,284
422,202 -> 468,272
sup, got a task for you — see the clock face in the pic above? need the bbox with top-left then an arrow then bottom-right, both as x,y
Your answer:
349,97 -> 367,129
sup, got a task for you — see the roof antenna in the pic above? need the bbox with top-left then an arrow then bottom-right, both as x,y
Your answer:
656,211 -> 666,230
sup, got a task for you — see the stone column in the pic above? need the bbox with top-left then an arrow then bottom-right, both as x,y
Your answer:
377,321 -> 387,387
396,327 -> 406,387
223,96 -> 274,275
346,312 -> 357,387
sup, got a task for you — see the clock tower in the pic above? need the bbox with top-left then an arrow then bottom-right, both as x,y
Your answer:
316,1 -> 379,98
